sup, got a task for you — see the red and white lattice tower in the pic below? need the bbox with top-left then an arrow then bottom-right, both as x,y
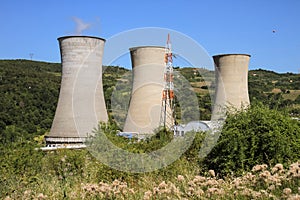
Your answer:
160,34 -> 176,129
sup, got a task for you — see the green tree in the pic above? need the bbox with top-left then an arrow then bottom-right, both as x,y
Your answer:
202,103 -> 300,176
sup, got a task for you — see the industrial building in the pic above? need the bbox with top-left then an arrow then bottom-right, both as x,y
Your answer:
44,34 -> 252,147
212,54 -> 251,119
45,36 -> 108,148
123,46 -> 173,135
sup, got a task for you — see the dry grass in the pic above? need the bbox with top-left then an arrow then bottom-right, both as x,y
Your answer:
79,161 -> 300,199
5,162 -> 299,199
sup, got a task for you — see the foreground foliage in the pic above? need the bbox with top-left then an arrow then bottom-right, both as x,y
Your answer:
1,108 -> 300,199
1,142 -> 299,199
203,103 -> 300,176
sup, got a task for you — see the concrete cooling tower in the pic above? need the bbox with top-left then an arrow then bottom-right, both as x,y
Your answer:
123,46 -> 171,135
212,54 -> 250,118
45,36 -> 108,147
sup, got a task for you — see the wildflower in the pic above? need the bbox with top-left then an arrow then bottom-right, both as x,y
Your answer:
252,165 -> 262,172
259,170 -> 271,179
193,175 -> 206,185
24,190 -> 31,196
272,163 -> 284,174
188,180 -> 196,187
152,186 -> 159,195
218,188 -> 225,196
283,188 -> 292,196
252,164 -> 268,172
37,193 -> 47,199
275,163 -> 284,170
208,169 -> 216,177
289,162 -> 300,177
259,189 -> 268,196
287,194 -> 300,200
217,179 -> 225,186
60,155 -> 66,162
171,185 -> 182,197
207,188 -> 224,197
208,187 -> 218,195
158,188 -> 172,195
158,181 -> 168,189
177,175 -> 185,182
251,191 -> 262,199
290,162 -> 300,169
261,164 -> 268,170
233,178 -> 242,188
276,182 -> 282,186
268,193 -> 278,199
243,172 -> 256,182
194,188 -> 204,196
187,187 -> 195,195
99,185 -> 110,193
143,190 -> 152,200
113,190 -> 120,195
205,179 -> 219,186
112,179 -> 121,186
267,185 -> 276,191
118,182 -> 128,190
240,188 -> 253,197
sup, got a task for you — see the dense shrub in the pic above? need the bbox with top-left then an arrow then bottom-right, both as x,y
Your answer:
202,103 -> 300,176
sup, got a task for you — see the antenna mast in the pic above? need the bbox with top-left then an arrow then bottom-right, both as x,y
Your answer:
160,34 -> 176,129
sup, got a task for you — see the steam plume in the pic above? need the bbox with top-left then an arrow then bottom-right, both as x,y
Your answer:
72,17 -> 91,35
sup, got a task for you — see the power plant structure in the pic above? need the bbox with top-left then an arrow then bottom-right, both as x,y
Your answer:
212,54 -> 251,119
43,33 -> 253,148
123,46 -> 173,135
45,36 -> 108,148
160,34 -> 176,129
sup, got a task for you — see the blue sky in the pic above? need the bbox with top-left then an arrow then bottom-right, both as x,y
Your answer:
1,0 -> 300,73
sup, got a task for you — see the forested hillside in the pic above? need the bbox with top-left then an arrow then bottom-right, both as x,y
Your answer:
0,60 -> 61,144
0,60 -> 299,144
249,69 -> 300,115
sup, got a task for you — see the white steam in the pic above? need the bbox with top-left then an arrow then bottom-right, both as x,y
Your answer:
72,17 -> 91,35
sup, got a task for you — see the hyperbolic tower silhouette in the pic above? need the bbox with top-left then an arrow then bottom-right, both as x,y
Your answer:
123,46 -> 168,134
212,54 -> 251,118
45,36 -> 108,147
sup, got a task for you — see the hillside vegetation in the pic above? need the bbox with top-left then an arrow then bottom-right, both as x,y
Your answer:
0,60 -> 61,144
0,60 -> 300,199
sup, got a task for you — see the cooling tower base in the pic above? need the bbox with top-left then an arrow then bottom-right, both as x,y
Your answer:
44,136 -> 87,150
40,144 -> 86,151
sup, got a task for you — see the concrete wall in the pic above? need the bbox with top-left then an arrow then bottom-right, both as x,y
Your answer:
212,54 -> 250,118
46,36 -> 108,145
123,46 -> 167,134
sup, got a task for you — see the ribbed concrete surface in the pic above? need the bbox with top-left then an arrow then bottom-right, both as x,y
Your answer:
46,36 -> 108,145
123,46 -> 168,134
212,54 -> 250,117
